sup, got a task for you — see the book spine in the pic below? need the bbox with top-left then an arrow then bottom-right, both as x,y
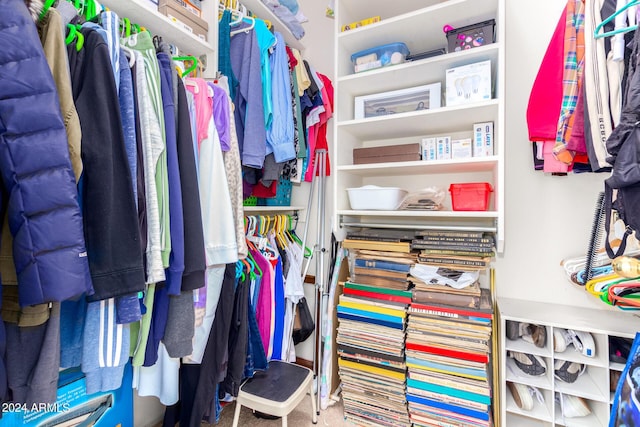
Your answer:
421,249 -> 495,257
411,239 -> 494,249
412,291 -> 480,308
345,282 -> 412,298
406,342 -> 488,363
407,379 -> 491,404
421,236 -> 494,244
354,258 -> 411,272
417,257 -> 488,267
418,230 -> 486,239
410,303 -> 493,320
406,394 -> 489,421
345,235 -> 402,243
345,287 -> 412,304
337,312 -> 404,330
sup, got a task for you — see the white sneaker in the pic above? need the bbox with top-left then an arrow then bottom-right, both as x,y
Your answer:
554,328 -> 572,353
556,392 -> 591,418
568,329 -> 596,357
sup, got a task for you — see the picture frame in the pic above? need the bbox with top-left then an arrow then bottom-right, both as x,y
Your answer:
354,82 -> 442,120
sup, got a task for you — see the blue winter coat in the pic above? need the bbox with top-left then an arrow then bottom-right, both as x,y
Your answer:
0,0 -> 93,307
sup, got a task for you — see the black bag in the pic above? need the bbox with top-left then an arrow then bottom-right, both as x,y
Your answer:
292,297 -> 315,345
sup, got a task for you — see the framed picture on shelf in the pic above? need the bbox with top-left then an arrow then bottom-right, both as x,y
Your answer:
354,83 -> 442,120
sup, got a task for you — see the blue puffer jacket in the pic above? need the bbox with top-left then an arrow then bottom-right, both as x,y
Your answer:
0,0 -> 93,306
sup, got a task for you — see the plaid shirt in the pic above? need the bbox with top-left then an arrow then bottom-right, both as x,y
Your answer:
553,0 -> 585,164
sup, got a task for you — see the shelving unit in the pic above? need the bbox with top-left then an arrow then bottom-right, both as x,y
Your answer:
99,0 -> 215,56
499,297 -> 640,426
332,0 -> 506,252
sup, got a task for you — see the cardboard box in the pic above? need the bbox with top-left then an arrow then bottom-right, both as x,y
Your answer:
445,60 -> 492,107
353,143 -> 421,164
2,364 -> 133,426
451,138 -> 473,159
159,0 -> 202,17
158,0 -> 208,41
421,137 -> 437,161
473,121 -> 494,157
436,136 -> 451,160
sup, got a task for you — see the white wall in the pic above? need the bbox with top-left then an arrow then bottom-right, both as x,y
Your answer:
494,0 -> 613,310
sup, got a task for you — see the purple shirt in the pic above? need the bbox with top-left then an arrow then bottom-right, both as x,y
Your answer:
209,82 -> 231,152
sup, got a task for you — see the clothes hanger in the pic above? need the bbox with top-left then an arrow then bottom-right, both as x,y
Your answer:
230,15 -> 256,36
594,0 -> 640,39
65,24 -> 85,51
173,56 -> 198,78
38,0 -> 57,22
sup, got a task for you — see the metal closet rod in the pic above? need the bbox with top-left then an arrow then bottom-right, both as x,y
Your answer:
340,221 -> 497,233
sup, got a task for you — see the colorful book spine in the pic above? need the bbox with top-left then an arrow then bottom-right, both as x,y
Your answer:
355,258 -> 412,272
406,342 -> 488,364
406,394 -> 490,421
344,287 -> 412,304
407,379 -> 491,405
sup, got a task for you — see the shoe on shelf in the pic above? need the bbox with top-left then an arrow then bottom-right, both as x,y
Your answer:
609,336 -> 633,364
555,392 -> 591,418
554,328 -> 573,353
507,382 -> 545,411
611,370 -> 622,393
554,360 -> 586,383
506,321 -> 547,348
509,351 -> 547,376
522,324 -> 547,348
567,329 -> 596,357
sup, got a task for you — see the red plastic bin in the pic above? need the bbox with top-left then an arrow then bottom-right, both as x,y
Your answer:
449,182 -> 493,211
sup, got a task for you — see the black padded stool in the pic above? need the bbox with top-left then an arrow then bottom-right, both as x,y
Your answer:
231,360 -> 317,427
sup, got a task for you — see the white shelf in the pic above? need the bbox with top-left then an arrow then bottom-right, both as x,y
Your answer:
554,371 -> 609,403
554,403 -> 605,427
337,0 -> 498,69
505,337 -> 552,359
337,157 -> 499,176
100,0 -> 215,56
505,413 -> 551,427
239,0 -> 305,51
506,385 -> 553,422
498,298 -> 640,339
337,100 -> 499,141
337,209 -> 499,219
244,205 -> 305,213
610,362 -> 626,372
338,44 -> 500,94
506,358 -> 552,391
554,351 -> 607,369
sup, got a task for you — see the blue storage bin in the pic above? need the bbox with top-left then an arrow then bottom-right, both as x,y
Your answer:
350,42 -> 410,73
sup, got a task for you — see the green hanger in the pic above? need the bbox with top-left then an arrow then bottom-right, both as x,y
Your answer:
172,56 -> 198,78
39,0 -> 56,22
594,0 -> 640,39
65,24 -> 85,51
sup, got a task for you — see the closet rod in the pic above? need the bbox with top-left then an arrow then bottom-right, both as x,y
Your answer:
340,221 -> 497,233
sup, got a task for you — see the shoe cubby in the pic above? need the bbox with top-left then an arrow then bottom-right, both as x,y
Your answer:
505,322 -> 553,358
552,326 -> 609,369
554,398 -> 609,427
506,381 -> 553,423
506,354 -> 553,391
553,364 -> 609,403
499,298 -> 640,427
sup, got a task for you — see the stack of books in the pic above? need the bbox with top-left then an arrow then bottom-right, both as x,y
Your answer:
337,282 -> 412,427
410,230 -> 495,271
343,228 -> 418,291
405,291 -> 494,427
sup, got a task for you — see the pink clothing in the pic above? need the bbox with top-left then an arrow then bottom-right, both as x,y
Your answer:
184,78 -> 212,151
527,6 -> 567,144
252,247 -> 272,355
